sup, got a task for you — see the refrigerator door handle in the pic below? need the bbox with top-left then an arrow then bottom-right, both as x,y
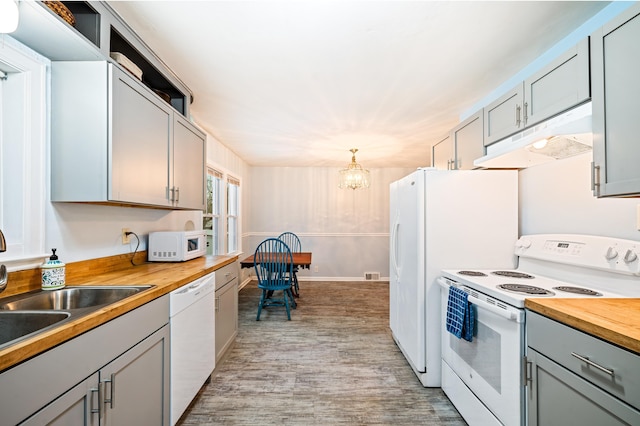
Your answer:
391,213 -> 400,278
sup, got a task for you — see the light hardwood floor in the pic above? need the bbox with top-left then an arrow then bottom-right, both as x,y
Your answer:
179,281 -> 466,425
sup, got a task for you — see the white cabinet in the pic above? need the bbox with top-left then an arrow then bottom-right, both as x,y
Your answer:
51,61 -> 205,210
526,311 -> 640,425
431,109 -> 483,170
0,296 -> 170,426
484,38 -> 590,146
215,262 -> 239,362
591,3 -> 640,197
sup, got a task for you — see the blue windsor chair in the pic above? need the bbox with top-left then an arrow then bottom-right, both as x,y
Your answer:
277,232 -> 301,297
254,238 -> 296,320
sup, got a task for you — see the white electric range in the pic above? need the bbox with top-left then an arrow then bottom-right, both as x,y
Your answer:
438,234 -> 640,426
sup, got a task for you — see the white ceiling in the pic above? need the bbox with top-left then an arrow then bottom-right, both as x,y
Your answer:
109,1 -> 608,168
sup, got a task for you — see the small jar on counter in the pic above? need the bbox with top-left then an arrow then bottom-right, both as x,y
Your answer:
41,248 -> 66,290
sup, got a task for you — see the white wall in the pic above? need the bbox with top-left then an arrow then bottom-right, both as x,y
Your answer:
519,152 -> 640,240
244,166 -> 414,280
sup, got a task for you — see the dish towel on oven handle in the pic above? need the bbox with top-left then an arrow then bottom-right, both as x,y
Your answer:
446,286 -> 475,342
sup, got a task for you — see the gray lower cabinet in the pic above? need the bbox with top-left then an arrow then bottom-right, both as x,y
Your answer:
526,311 -> 640,426
215,262 -> 239,363
51,61 -> 205,210
484,38 -> 590,147
0,296 -> 170,426
591,2 -> 640,197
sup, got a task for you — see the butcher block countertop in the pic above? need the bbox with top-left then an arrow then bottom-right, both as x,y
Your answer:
0,253 -> 238,372
525,298 -> 640,354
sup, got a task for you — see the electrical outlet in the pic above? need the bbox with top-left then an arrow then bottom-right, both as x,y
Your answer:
314,266 -> 319,273
122,228 -> 131,244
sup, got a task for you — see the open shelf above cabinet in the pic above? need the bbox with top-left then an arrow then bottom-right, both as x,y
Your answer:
11,1 -> 192,117
110,28 -> 187,115
12,0 -> 102,61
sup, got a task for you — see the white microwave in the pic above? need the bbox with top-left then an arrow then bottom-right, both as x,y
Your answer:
148,231 -> 207,262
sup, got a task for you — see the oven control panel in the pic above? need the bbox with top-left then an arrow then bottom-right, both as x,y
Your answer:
515,234 -> 640,276
542,240 -> 584,256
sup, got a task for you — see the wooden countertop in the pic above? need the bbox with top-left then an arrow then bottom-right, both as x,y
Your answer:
0,254 -> 238,372
525,298 -> 640,354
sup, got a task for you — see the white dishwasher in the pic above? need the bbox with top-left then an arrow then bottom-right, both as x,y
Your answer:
170,272 -> 215,425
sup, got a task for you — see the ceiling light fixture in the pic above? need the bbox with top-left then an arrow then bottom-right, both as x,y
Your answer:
338,148 -> 370,190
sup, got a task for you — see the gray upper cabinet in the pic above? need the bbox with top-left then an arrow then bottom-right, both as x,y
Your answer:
591,3 -> 640,198
432,134 -> 453,169
525,39 -> 590,127
452,109 -> 484,170
484,83 -> 524,146
51,62 -> 206,210
484,38 -> 590,147
432,110 -> 483,170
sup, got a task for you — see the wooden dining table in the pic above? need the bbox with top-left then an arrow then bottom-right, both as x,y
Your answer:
239,252 -> 312,270
240,252 -> 312,298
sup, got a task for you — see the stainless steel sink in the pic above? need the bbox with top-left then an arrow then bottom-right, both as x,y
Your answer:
0,311 -> 70,348
0,286 -> 152,311
0,285 -> 153,350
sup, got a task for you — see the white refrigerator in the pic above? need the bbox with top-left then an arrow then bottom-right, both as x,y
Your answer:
389,168 -> 518,387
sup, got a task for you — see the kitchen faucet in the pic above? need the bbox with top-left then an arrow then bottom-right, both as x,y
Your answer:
0,229 -> 7,293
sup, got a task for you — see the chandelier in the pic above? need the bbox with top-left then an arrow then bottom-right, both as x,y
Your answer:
338,148 -> 370,190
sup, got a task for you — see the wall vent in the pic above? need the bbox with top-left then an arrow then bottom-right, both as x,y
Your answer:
364,272 -> 380,281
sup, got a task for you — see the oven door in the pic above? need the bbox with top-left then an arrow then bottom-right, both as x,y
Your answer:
438,278 -> 525,426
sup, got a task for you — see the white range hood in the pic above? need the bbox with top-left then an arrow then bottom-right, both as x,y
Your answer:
474,102 -> 592,169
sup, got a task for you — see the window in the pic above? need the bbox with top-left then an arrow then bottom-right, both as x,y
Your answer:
0,37 -> 48,270
227,176 -> 240,254
203,168 -> 222,255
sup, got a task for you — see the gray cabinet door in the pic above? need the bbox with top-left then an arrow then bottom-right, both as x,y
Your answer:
110,65 -> 173,206
452,109 -> 483,170
524,38 -> 590,127
216,278 -> 239,362
21,373 -> 99,426
172,114 -> 206,210
591,3 -> 640,197
484,83 -> 524,146
432,135 -> 453,169
101,325 -> 170,426
527,348 -> 640,426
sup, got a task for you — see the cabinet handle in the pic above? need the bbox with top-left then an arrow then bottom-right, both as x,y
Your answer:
591,162 -> 601,196
522,356 -> 532,387
516,104 -> 522,127
571,352 -> 615,376
523,102 -> 528,126
175,187 -> 180,203
90,386 -> 101,417
216,296 -> 220,312
103,373 -> 115,408
169,186 -> 175,202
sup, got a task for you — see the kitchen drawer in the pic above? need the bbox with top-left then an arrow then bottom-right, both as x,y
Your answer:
527,311 -> 640,410
215,262 -> 238,290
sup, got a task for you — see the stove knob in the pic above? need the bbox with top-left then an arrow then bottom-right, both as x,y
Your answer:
623,249 -> 638,264
605,247 -> 619,260
516,238 -> 532,249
